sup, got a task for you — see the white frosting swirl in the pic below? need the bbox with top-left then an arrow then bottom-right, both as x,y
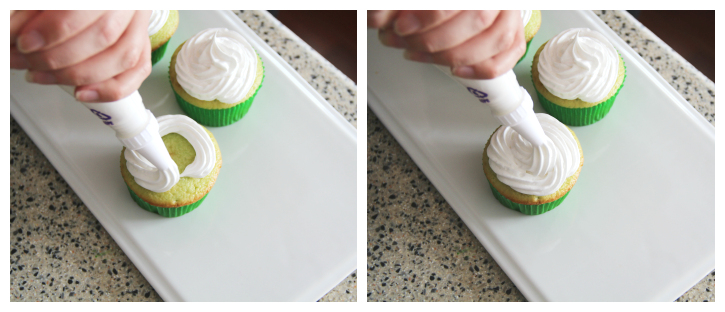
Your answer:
537,28 -> 619,103
125,115 -> 217,193
488,114 -> 580,196
175,28 -> 258,104
521,10 -> 532,27
147,10 -> 170,36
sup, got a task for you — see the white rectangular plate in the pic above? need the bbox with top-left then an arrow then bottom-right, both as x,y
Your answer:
367,10 -> 713,302
11,10 -> 356,302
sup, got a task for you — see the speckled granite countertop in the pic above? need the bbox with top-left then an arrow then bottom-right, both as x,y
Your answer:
367,10 -> 714,302
10,10 -> 357,302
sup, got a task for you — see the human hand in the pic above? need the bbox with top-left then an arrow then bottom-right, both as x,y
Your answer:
368,10 -> 526,79
11,10 -> 152,102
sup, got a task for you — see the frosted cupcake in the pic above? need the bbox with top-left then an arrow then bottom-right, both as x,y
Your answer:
148,10 -> 179,65
518,10 -> 541,64
532,28 -> 626,126
169,28 -> 265,127
482,114 -> 583,215
121,115 -> 222,217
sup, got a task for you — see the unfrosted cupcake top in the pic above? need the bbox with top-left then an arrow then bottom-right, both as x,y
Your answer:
125,115 -> 216,193
537,28 -> 619,103
487,114 -> 580,196
147,10 -> 169,36
175,28 -> 258,105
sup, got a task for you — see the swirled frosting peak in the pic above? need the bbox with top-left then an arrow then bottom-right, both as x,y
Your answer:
147,10 -> 169,36
125,115 -> 216,193
488,114 -> 580,196
537,28 -> 619,103
175,28 -> 257,105
521,10 -> 532,26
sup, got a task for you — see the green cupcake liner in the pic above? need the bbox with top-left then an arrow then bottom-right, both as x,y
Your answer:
488,182 -> 570,215
151,40 -> 170,66
534,57 -> 627,126
517,40 -> 533,65
172,61 -> 265,127
126,185 -> 208,218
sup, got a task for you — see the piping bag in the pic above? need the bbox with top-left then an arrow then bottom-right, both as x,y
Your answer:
435,66 -> 549,147
59,85 -> 179,191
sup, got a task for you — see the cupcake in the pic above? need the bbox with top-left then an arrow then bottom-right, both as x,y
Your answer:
169,28 -> 265,127
148,10 -> 179,66
517,10 -> 542,64
532,28 -> 626,126
120,115 -> 222,217
482,114 -> 583,215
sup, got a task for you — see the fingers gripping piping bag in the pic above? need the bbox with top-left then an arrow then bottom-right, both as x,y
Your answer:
58,86 -> 180,193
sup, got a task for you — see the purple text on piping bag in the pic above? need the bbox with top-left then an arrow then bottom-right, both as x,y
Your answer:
467,87 -> 490,104
90,109 -> 114,125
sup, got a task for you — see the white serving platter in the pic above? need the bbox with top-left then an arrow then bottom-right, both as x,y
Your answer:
11,10 -> 356,302
367,10 -> 713,302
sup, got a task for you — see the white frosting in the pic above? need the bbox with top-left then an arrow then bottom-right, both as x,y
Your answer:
521,10 -> 532,27
148,10 -> 170,36
175,28 -> 257,105
125,115 -> 216,193
537,28 -> 620,103
488,114 -> 580,196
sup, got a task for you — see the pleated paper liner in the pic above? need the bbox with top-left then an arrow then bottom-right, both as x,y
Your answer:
126,185 -> 209,218
534,59 -> 627,126
151,40 -> 170,66
488,182 -> 570,215
172,63 -> 265,127
517,40 -> 533,65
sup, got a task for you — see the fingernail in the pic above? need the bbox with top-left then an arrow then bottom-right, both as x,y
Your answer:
25,71 -> 57,84
395,14 -> 420,35
17,30 -> 45,53
403,50 -> 433,63
76,90 -> 99,102
379,31 -> 407,48
453,66 -> 475,78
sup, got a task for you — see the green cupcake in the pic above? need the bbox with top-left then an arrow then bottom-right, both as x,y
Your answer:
121,124 -> 222,218
169,28 -> 265,127
483,115 -> 584,215
531,28 -> 626,126
149,10 -> 179,66
517,10 -> 542,64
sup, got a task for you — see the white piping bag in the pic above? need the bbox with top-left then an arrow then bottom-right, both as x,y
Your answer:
436,66 -> 548,147
59,86 -> 178,175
